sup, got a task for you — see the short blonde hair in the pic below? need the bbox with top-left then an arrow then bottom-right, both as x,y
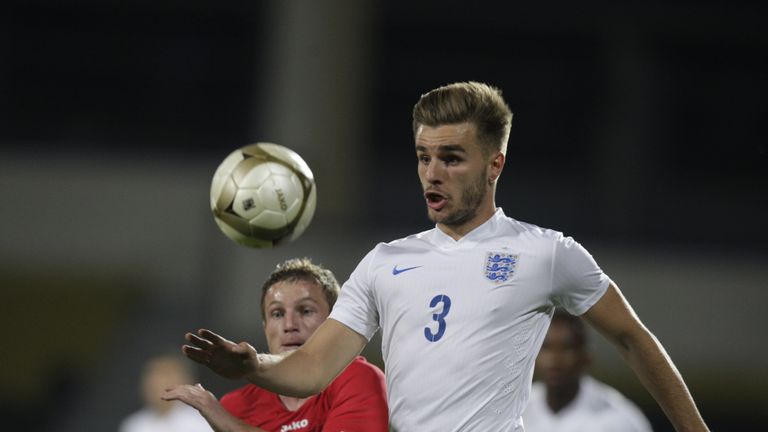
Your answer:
412,81 -> 513,154
260,258 -> 340,317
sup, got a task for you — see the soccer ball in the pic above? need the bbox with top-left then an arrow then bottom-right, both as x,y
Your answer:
210,143 -> 317,248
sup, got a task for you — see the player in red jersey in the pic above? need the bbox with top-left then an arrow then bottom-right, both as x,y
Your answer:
162,258 -> 388,432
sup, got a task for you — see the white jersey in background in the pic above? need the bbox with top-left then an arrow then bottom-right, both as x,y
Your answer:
522,376 -> 653,432
118,404 -> 212,432
329,208 -> 610,431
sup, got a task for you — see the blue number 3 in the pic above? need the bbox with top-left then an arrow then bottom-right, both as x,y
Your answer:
424,294 -> 452,342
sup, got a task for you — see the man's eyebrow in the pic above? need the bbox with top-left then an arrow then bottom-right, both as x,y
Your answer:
266,296 -> 321,308
415,144 -> 467,153
438,144 -> 467,153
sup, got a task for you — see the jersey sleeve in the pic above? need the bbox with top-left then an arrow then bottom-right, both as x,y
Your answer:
328,246 -> 381,341
550,233 -> 610,315
321,359 -> 389,432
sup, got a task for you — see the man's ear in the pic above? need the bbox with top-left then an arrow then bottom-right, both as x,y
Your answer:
489,152 -> 505,183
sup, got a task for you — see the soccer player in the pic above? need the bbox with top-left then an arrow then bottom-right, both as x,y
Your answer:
119,354 -> 211,432
522,309 -> 653,432
180,82 -> 709,432
163,258 -> 388,432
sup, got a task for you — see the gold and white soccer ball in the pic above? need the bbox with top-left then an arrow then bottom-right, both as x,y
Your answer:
210,143 -> 317,248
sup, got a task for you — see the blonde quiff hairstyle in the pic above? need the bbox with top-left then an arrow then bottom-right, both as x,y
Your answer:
260,258 -> 340,318
412,81 -> 513,155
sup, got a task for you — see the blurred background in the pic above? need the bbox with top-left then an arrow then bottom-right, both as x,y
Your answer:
1,0 -> 766,431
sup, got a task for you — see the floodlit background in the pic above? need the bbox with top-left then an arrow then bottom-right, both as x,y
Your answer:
2,1 -> 766,431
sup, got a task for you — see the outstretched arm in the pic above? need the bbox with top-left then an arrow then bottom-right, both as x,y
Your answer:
183,319 -> 368,397
582,282 -> 709,432
162,384 -> 266,432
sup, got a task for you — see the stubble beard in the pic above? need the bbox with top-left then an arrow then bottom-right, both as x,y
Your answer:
428,168 -> 488,228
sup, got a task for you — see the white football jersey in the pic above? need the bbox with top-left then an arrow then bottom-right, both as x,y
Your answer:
329,208 -> 610,431
522,376 -> 653,432
118,405 -> 212,432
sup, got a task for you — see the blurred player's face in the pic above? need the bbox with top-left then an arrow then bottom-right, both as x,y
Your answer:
535,320 -> 589,392
262,279 -> 331,354
141,357 -> 193,413
416,122 -> 502,232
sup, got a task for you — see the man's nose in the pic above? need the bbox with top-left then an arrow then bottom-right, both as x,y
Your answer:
425,160 -> 443,184
283,311 -> 299,332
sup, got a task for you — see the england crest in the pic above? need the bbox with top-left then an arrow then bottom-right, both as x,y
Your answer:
484,252 -> 518,283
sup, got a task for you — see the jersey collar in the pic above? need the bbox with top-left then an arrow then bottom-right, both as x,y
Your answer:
430,207 -> 507,248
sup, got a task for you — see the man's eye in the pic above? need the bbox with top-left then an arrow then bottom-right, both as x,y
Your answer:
418,155 -> 430,164
301,308 -> 315,315
444,156 -> 461,165
270,310 -> 284,318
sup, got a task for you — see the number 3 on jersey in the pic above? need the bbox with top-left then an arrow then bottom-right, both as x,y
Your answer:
424,294 -> 452,342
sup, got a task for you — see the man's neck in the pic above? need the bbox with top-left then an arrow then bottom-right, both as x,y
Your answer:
151,402 -> 176,417
279,394 -> 310,412
437,206 -> 497,241
545,381 -> 580,414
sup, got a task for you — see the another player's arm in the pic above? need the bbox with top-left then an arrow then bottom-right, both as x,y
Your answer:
162,384 -> 267,432
184,319 -> 367,398
582,282 -> 709,432
253,319 -> 367,396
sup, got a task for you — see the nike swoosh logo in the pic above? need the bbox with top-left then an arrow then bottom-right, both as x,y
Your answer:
392,265 -> 422,275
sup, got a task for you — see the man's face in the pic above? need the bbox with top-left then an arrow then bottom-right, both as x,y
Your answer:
141,357 -> 191,413
415,122 -> 496,228
262,279 -> 330,354
535,320 -> 588,391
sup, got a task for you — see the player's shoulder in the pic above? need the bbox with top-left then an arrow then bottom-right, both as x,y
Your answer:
219,382 -> 283,418
319,357 -> 387,419
365,228 -> 436,257
387,227 -> 435,246
221,382 -> 259,398
328,356 -> 386,393
585,377 -> 653,430
494,213 -> 569,253
118,409 -> 151,432
583,377 -> 647,415
339,356 -> 385,380
503,215 -> 563,240
220,383 -> 268,407
584,376 -> 631,403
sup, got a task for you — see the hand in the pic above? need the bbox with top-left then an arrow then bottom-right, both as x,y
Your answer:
163,383 -> 258,432
183,329 -> 259,380
162,383 -> 218,412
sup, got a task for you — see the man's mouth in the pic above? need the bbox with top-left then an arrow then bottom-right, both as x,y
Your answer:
281,342 -> 304,350
425,191 -> 447,211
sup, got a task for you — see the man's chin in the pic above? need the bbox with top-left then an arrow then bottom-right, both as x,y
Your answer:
429,208 -> 476,228
427,209 -> 438,223
427,208 -> 450,224
544,375 -> 579,390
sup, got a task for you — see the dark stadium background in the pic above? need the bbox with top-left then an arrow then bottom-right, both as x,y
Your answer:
1,1 -> 766,431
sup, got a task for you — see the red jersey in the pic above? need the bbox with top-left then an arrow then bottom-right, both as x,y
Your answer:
220,356 -> 388,432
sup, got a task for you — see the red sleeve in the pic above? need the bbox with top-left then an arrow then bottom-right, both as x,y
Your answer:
321,357 -> 389,432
